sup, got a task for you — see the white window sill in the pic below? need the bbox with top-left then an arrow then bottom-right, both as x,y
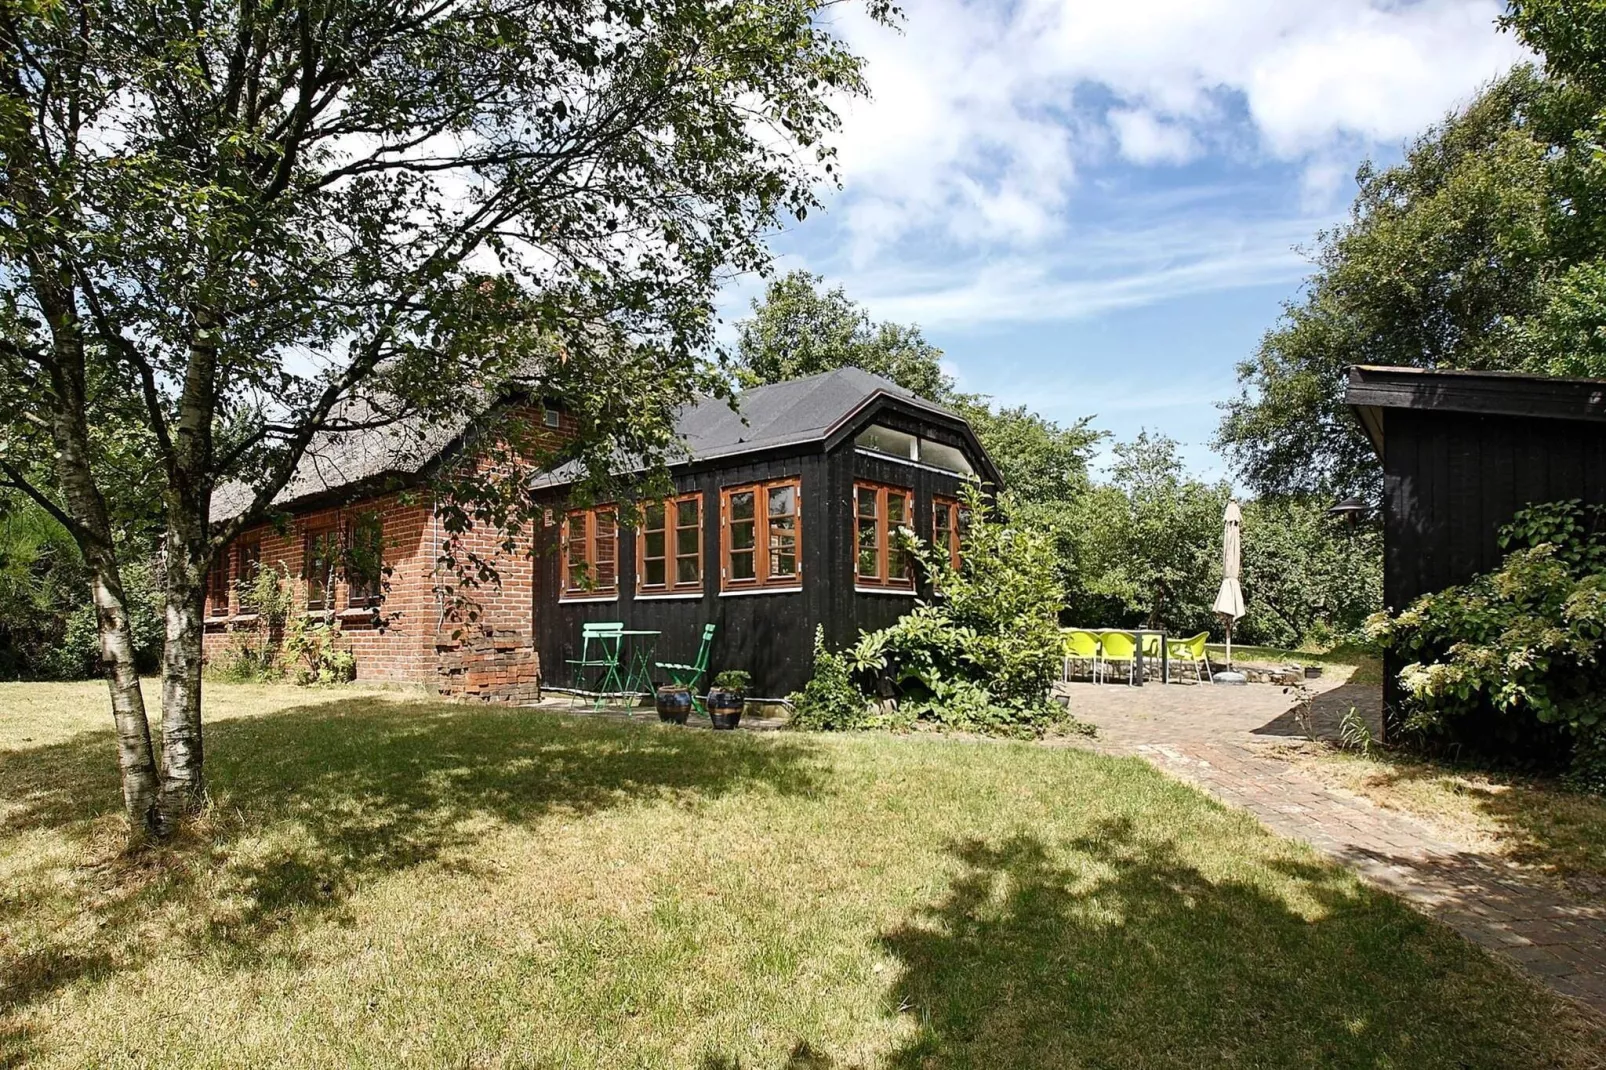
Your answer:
339,607 -> 380,619
559,594 -> 619,605
634,591 -> 704,601
719,585 -> 802,598
855,585 -> 918,597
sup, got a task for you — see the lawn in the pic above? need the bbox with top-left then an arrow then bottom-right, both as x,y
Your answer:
1280,746 -> 1606,900
3,682 -> 1603,1068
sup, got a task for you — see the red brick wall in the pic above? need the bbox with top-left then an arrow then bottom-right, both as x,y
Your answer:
203,401 -> 574,700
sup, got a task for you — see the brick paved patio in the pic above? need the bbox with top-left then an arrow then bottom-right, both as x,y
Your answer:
1058,672 -> 1606,1017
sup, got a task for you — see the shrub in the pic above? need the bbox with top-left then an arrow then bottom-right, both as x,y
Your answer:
282,617 -> 357,685
790,483 -> 1069,737
1369,500 -> 1606,784
51,557 -> 165,679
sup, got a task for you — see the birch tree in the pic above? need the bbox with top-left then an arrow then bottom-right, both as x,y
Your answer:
0,0 -> 888,839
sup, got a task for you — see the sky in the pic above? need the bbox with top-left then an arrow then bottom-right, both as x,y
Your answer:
714,0 -> 1530,482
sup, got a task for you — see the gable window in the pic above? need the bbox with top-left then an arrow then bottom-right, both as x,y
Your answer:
721,480 -> 801,591
933,497 -> 966,572
346,515 -> 385,608
562,505 -> 618,598
303,524 -> 339,611
855,482 -> 914,590
237,538 -> 262,612
207,553 -> 231,617
638,493 -> 702,596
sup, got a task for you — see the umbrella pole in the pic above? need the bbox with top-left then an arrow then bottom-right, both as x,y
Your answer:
1226,620 -> 1232,671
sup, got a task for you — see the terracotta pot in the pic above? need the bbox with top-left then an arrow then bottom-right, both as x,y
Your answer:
655,685 -> 693,724
707,689 -> 744,730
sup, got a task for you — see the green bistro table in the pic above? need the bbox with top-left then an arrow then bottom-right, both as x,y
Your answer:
619,630 -> 661,703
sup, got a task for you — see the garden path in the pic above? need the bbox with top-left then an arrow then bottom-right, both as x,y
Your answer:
1057,674 -> 1606,1018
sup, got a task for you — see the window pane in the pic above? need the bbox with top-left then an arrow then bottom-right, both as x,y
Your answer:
771,534 -> 797,578
595,512 -> 616,588
644,501 -> 665,531
887,492 -> 907,526
731,520 -> 755,551
857,486 -> 878,518
768,484 -> 795,517
857,519 -> 878,577
644,531 -> 665,560
645,559 -> 666,586
731,550 -> 755,581
676,557 -> 700,585
730,491 -> 755,521
675,525 -> 698,558
676,498 -> 698,528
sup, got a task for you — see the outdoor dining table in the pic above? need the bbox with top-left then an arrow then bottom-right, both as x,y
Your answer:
1086,627 -> 1169,686
618,629 -> 661,699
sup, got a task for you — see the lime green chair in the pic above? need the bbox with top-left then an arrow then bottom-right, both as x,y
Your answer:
1062,629 -> 1100,682
1140,633 -> 1163,681
1166,631 -> 1212,683
1098,630 -> 1137,686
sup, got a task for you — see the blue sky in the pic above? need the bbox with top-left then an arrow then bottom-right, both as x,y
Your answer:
715,0 -> 1529,482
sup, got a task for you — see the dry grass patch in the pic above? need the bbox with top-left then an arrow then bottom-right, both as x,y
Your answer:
2,680 -> 1603,1069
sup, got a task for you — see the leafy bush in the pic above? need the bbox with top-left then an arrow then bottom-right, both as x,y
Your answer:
790,483 -> 1069,737
207,563 -> 297,681
282,617 -> 357,685
1368,500 -> 1606,784
51,557 -> 165,679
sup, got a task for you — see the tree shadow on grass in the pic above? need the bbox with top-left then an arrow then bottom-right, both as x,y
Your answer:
0,697 -> 826,1037
879,818 -> 1601,1070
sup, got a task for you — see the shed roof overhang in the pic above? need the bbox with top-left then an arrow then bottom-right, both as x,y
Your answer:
1344,364 -> 1606,459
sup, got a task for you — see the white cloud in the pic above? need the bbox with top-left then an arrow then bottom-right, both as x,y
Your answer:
1108,109 -> 1199,166
825,0 -> 1527,256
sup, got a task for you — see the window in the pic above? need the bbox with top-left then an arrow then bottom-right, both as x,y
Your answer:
543,408 -> 561,428
562,505 -> 618,598
207,553 -> 230,617
346,515 -> 385,608
638,493 -> 702,595
933,497 -> 965,571
854,423 -> 976,476
721,480 -> 801,591
237,538 -> 262,612
303,525 -> 338,611
855,482 -> 914,589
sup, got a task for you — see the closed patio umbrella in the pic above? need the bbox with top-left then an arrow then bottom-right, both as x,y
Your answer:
1212,500 -> 1246,673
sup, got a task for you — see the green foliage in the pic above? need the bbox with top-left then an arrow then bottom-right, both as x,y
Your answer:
1369,501 -> 1606,783
791,484 -> 1068,737
733,271 -> 954,400
712,670 -> 751,692
788,627 -> 876,731
1064,433 -> 1230,634
1217,65 -> 1606,499
53,558 -> 164,680
282,618 -> 357,687
1237,497 -> 1383,648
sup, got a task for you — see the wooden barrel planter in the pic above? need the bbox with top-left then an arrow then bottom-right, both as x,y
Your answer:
655,685 -> 693,724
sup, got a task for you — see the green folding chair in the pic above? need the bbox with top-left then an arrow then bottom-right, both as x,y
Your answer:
568,622 -> 624,710
656,623 -> 716,713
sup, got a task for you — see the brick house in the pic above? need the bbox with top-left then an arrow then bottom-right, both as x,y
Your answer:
203,392 -> 576,701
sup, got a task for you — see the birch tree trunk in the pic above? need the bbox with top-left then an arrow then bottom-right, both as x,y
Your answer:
157,310 -> 220,826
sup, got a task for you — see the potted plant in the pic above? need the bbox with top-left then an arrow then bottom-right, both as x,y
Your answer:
707,670 -> 750,730
655,682 -> 694,724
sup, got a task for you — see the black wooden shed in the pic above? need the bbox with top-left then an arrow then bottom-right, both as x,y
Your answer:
531,368 -> 1003,698
1346,364 -> 1606,727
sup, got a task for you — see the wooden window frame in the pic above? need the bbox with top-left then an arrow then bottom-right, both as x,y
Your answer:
720,479 -> 802,592
933,496 -> 963,572
207,551 -> 231,617
637,492 -> 703,596
345,515 -> 385,609
303,524 -> 339,612
854,481 -> 916,590
561,505 -> 619,599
